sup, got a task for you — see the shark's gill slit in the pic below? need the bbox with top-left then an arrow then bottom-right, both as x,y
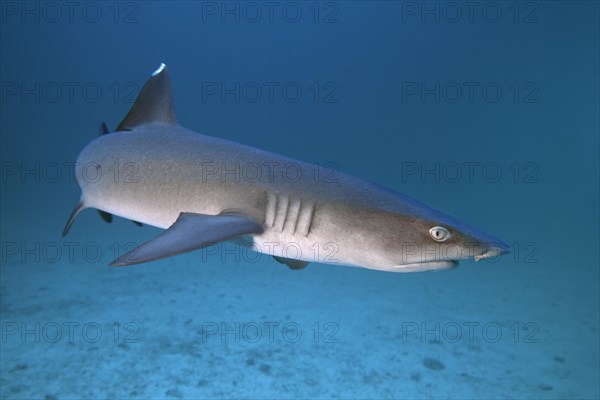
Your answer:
305,202 -> 316,237
274,193 -> 290,233
296,200 -> 314,238
264,191 -> 277,227
283,198 -> 302,235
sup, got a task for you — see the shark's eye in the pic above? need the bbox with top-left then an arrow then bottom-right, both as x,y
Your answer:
429,226 -> 451,242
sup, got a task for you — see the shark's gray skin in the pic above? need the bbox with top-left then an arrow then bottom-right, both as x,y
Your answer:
63,64 -> 508,272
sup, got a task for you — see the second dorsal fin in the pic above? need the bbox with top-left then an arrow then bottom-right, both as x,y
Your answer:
116,63 -> 177,131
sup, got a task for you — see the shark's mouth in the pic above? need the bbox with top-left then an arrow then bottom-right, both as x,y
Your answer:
394,260 -> 459,273
393,244 -> 510,272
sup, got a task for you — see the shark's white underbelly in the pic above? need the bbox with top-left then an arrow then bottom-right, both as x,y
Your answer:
249,231 -> 342,266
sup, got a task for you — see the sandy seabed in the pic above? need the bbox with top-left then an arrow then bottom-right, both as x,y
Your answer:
1,223 -> 597,400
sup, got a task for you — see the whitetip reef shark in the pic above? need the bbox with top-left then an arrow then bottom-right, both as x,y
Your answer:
63,63 -> 508,272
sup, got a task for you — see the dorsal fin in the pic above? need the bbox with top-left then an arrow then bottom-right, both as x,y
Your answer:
99,122 -> 110,135
116,63 -> 177,131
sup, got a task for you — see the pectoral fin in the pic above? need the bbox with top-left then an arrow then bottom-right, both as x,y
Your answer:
273,256 -> 310,270
110,212 -> 264,266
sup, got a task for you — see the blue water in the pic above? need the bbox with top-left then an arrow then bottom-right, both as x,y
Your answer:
1,1 -> 598,399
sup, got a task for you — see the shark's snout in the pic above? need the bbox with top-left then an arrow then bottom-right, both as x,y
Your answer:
474,242 -> 510,262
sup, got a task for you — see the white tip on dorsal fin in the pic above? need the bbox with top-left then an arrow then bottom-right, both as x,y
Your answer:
152,62 -> 166,77
116,63 -> 177,131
